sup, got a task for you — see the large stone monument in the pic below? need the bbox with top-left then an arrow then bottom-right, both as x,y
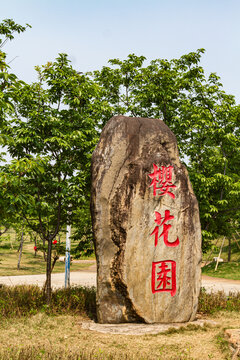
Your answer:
91,116 -> 202,324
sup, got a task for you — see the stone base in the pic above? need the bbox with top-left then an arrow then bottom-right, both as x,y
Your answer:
81,319 -> 217,336
225,329 -> 240,358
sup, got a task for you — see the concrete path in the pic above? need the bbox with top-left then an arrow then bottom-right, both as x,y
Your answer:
0,271 -> 96,289
0,271 -> 240,295
202,275 -> 240,294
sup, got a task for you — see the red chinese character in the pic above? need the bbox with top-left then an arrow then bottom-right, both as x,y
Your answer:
152,260 -> 176,296
150,210 -> 179,247
148,164 -> 176,198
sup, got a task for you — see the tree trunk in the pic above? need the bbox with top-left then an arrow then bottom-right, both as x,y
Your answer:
204,237 -> 221,266
45,238 -> 52,304
0,226 -> 9,237
34,236 -> 37,257
51,255 -> 59,272
17,231 -> 24,270
215,237 -> 225,271
228,238 -> 231,262
43,238 -> 47,261
43,254 -> 59,296
233,234 -> 240,250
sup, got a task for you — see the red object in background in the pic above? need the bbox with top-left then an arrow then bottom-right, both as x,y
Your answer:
52,240 -> 57,244
152,260 -> 176,296
148,164 -> 176,198
150,210 -> 180,247
34,246 -> 37,251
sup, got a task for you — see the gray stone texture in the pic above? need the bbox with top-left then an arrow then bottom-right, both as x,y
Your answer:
81,319 -> 217,335
81,319 -> 218,335
91,116 -> 202,324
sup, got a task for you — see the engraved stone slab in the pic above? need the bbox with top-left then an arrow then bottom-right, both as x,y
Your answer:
91,116 -> 202,324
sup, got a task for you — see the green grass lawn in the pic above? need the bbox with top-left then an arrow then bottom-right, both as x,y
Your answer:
0,231 -> 95,276
202,261 -> 240,280
202,237 -> 240,280
1,231 -> 240,280
203,238 -> 240,263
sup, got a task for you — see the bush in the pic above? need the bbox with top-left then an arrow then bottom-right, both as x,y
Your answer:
0,285 -> 96,319
0,285 -> 239,320
198,287 -> 240,314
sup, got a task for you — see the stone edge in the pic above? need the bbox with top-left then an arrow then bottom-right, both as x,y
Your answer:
80,319 -> 218,336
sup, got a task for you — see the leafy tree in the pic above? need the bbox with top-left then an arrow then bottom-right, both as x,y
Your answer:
0,19 -> 30,234
1,53 -> 102,302
93,51 -> 240,251
0,19 -> 30,120
72,200 -> 94,258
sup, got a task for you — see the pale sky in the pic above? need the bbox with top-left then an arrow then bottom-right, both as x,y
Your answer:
1,0 -> 240,101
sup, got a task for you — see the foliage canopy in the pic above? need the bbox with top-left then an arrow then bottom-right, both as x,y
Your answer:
93,51 -> 240,250
0,48 -> 103,301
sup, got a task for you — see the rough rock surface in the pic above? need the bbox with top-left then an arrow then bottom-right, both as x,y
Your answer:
91,116 -> 202,324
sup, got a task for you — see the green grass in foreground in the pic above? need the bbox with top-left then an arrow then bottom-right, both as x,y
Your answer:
202,261 -> 240,280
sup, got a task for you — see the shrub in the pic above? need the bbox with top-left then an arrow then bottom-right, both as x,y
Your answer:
198,287 -> 240,314
0,285 -> 96,319
1,285 -> 239,320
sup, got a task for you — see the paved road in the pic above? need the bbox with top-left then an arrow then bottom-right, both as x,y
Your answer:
202,275 -> 240,294
0,271 -> 240,294
0,271 -> 96,289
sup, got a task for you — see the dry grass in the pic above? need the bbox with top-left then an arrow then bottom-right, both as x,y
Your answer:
0,285 -> 239,359
0,311 -> 238,359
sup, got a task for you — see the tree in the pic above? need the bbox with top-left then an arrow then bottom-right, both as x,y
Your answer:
72,200 -> 94,258
0,19 -> 30,234
1,53 -> 103,303
0,19 -> 30,120
93,51 -> 240,251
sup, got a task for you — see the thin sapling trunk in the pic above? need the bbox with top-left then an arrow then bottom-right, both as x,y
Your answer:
34,236 -> 37,257
228,238 -> 232,262
45,238 -> 52,304
42,238 -> 47,261
17,231 -> 24,270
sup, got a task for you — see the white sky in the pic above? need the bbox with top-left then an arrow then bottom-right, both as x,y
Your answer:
1,0 -> 240,101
